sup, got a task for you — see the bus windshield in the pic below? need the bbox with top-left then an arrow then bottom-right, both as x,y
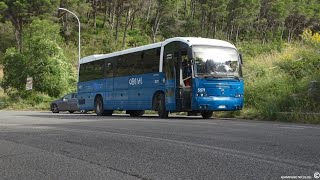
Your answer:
193,45 -> 241,78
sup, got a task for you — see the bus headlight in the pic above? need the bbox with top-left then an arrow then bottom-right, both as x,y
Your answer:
235,93 -> 242,98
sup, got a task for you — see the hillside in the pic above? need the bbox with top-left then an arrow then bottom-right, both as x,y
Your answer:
0,0 -> 319,122
238,37 -> 320,123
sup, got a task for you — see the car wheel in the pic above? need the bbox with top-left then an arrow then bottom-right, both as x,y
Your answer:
201,111 -> 213,119
80,110 -> 88,114
51,104 -> 59,113
69,111 -> 75,114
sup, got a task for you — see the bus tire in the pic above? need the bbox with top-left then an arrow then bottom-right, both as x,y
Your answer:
95,96 -> 105,116
157,93 -> 168,118
129,110 -> 144,117
201,111 -> 213,119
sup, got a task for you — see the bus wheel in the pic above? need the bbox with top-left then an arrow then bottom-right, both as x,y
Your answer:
129,110 -> 144,117
95,96 -> 105,116
157,93 -> 168,118
201,111 -> 213,119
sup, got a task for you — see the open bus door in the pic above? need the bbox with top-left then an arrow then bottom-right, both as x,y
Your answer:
164,41 -> 192,112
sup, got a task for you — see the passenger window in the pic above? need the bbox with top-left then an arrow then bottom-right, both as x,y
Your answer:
105,61 -> 113,78
143,48 -> 160,73
64,94 -> 72,100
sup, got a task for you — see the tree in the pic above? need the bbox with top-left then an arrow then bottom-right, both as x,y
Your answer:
150,0 -> 176,42
256,0 -> 292,43
0,22 -> 15,62
2,19 -> 76,97
285,0 -> 319,42
227,0 -> 261,42
1,48 -> 27,91
24,19 -> 76,97
0,0 -> 58,51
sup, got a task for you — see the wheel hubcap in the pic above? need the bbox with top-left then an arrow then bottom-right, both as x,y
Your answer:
97,101 -> 102,114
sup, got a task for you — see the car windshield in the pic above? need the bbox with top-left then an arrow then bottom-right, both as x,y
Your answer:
193,45 -> 241,78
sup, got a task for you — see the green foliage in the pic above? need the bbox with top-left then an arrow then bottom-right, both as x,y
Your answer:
237,40 -> 284,60
1,48 -> 27,91
241,39 -> 320,122
277,49 -> 320,79
0,88 -> 9,109
0,22 -> 15,63
126,29 -> 151,48
0,2 -> 8,19
1,89 -> 54,110
0,0 -> 59,51
24,19 -> 76,97
245,69 -> 294,119
1,19 -> 76,98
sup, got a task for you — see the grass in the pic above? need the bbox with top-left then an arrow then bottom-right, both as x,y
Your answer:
0,89 -> 54,111
227,40 -> 320,123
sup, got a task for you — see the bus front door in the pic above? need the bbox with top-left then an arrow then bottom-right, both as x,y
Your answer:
164,53 -> 176,111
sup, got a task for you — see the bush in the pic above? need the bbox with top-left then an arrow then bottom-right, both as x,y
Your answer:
0,88 -> 8,109
241,38 -> 320,123
1,19 -> 77,98
3,90 -> 54,110
237,40 -> 284,61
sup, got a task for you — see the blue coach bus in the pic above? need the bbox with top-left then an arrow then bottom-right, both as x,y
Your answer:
77,37 -> 244,118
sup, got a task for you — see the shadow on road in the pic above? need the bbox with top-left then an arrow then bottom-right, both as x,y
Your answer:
22,112 -> 206,121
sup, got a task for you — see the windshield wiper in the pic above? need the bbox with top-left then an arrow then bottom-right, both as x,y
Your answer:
201,74 -> 240,81
224,75 -> 240,81
202,74 -> 220,79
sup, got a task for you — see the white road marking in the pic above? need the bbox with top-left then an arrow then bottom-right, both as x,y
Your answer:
279,126 -> 306,130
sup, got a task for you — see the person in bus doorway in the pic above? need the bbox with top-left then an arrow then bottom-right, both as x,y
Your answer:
182,60 -> 192,87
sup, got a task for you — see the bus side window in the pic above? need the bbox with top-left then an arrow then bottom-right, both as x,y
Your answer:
131,52 -> 143,75
95,60 -> 104,79
115,56 -> 127,77
143,48 -> 160,74
105,61 -> 113,78
126,53 -> 137,75
79,64 -> 86,82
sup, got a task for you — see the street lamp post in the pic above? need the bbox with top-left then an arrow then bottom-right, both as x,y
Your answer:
58,8 -> 81,80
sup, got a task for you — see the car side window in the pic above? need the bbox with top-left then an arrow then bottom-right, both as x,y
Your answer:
64,94 -> 72,100
73,94 -> 77,98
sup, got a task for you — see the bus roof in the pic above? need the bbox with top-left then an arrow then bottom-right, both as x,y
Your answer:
80,42 -> 162,64
178,37 -> 235,48
80,37 -> 235,64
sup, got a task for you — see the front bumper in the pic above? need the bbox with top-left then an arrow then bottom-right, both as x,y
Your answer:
193,96 -> 243,111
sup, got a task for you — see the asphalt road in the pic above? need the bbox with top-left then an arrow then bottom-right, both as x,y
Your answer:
0,111 -> 319,180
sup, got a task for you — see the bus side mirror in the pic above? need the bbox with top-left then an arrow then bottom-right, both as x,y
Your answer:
239,53 -> 243,65
191,59 -> 195,65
